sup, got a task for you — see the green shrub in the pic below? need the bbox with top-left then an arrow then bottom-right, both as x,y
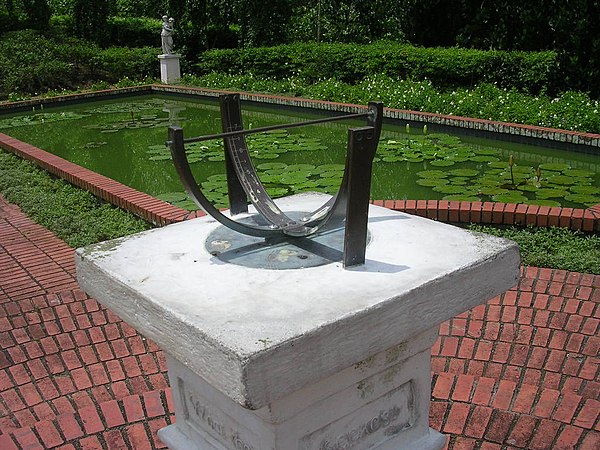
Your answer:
0,150 -> 150,248
90,46 -> 159,81
196,42 -> 560,94
107,16 -> 161,48
180,72 -> 600,133
0,30 -> 159,97
470,225 -> 600,274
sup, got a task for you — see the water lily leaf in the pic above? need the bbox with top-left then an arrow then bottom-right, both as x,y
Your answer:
539,163 -> 570,172
471,156 -> 500,162
476,187 -> 510,196
319,171 -> 343,178
382,156 -> 404,162
449,177 -> 470,185
536,188 -> 569,199
473,148 -> 500,156
570,185 -> 600,195
316,177 -> 342,187
564,193 -> 600,205
286,164 -> 316,172
488,161 -> 509,169
257,162 -> 287,170
207,174 -> 228,182
253,153 -> 279,159
315,164 -> 345,173
517,184 -> 540,192
417,170 -> 448,179
266,187 -> 289,198
406,157 -> 424,163
149,155 -> 172,161
448,168 -> 479,177
562,168 -> 595,178
512,166 -> 535,174
279,173 -> 309,185
546,175 -> 576,185
429,160 -> 455,167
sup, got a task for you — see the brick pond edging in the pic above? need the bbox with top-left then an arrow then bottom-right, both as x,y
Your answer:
1,86 -> 599,231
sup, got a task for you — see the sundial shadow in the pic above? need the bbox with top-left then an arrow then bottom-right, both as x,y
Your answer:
206,212 -> 410,272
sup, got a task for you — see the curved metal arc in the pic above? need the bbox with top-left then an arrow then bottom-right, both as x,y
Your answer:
168,126 -> 281,238
167,99 -> 382,241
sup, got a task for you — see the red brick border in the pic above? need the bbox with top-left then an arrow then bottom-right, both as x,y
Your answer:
1,86 -> 599,231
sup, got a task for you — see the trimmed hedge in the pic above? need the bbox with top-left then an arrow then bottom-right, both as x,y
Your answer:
50,15 -> 161,48
0,29 -> 159,97
196,42 -> 560,94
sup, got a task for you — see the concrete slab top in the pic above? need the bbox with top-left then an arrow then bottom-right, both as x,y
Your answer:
76,193 -> 520,408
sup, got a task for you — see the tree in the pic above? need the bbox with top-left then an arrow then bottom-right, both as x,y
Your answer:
236,0 -> 294,47
73,0 -> 109,44
22,0 -> 52,30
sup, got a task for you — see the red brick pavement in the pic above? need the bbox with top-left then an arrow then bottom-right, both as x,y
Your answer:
0,194 -> 598,449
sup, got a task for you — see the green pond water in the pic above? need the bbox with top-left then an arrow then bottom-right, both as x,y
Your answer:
1,94 -> 599,211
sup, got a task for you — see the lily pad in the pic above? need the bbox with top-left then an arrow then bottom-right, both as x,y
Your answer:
279,173 -> 309,185
432,185 -> 469,194
517,184 -> 540,192
536,188 -> 568,199
315,164 -> 345,173
471,156 -> 500,163
562,168 -> 595,178
564,193 -> 600,205
429,160 -> 455,167
286,164 -> 316,172
546,175 -> 577,185
539,163 -> 570,172
266,187 -> 289,198
257,162 -> 287,170
570,185 -> 600,195
476,187 -> 510,196
149,155 -> 172,161
448,168 -> 479,177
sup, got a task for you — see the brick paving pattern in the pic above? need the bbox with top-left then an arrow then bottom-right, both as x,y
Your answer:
0,194 -> 598,449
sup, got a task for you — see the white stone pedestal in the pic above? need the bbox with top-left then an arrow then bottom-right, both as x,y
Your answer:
158,54 -> 181,84
76,193 -> 520,450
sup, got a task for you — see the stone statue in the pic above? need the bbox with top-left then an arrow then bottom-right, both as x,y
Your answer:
161,15 -> 175,55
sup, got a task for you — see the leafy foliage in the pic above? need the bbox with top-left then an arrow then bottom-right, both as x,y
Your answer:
181,73 -> 600,134
72,0 -> 109,44
197,42 -> 559,94
0,150 -> 150,248
0,30 -> 159,97
470,224 -> 600,275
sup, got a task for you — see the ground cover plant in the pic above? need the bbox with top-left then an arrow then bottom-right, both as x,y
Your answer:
469,224 -> 600,275
0,150 -> 150,247
181,73 -> 600,134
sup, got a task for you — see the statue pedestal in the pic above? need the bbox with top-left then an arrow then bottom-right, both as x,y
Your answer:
158,54 -> 181,84
76,193 -> 520,450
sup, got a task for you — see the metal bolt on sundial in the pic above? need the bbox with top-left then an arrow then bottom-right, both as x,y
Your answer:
166,94 -> 383,269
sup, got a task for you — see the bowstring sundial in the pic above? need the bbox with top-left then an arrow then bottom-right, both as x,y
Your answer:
167,94 -> 383,269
